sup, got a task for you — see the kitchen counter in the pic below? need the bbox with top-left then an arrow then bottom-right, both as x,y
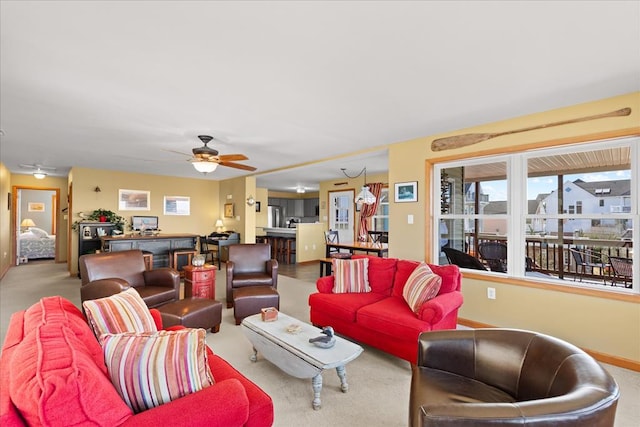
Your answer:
263,227 -> 297,236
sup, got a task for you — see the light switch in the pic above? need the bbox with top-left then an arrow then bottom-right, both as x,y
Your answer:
407,214 -> 414,224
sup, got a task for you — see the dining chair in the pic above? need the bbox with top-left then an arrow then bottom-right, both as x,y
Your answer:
442,247 -> 488,271
199,235 -> 219,264
608,256 -> 632,288
324,230 -> 351,258
478,242 -> 508,272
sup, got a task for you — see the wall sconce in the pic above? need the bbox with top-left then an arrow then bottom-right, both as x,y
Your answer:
215,219 -> 224,233
246,195 -> 255,206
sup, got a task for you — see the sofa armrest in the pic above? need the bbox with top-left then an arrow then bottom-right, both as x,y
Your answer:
143,268 -> 180,289
226,261 -> 236,306
122,378 -> 249,427
417,291 -> 463,325
316,275 -> 335,293
266,259 -> 279,289
80,278 -> 129,303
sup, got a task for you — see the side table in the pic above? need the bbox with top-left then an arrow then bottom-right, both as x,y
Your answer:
184,264 -> 217,299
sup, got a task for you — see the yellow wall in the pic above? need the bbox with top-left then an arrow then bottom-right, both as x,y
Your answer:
386,91 -> 640,367
68,167 -> 221,275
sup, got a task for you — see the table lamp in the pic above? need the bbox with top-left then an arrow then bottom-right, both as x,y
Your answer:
20,218 -> 36,231
215,219 -> 224,233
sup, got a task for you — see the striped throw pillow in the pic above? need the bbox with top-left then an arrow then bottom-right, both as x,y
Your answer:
402,262 -> 442,315
100,329 -> 214,413
83,288 -> 157,338
332,258 -> 370,293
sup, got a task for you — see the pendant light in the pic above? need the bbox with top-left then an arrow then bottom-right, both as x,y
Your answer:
341,167 -> 376,205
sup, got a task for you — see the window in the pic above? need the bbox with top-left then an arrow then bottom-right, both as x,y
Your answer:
371,187 -> 389,231
434,137 -> 637,293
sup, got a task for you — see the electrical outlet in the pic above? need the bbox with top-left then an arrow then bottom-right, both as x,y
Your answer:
487,287 -> 496,300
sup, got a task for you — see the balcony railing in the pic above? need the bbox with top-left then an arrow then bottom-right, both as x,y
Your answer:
458,233 -> 633,288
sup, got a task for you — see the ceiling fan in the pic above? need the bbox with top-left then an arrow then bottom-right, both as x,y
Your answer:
19,163 -> 57,179
172,135 -> 256,174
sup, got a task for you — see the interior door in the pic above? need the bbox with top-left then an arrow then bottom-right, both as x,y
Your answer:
328,190 -> 355,243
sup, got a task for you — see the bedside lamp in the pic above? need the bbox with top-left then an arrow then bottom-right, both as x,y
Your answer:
20,218 -> 36,232
215,219 -> 224,233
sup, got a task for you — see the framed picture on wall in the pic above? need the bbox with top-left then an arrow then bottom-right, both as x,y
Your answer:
164,196 -> 190,215
28,202 -> 45,212
119,189 -> 150,211
394,181 -> 418,202
224,203 -> 234,218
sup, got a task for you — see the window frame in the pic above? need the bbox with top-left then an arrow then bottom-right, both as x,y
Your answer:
432,136 -> 638,295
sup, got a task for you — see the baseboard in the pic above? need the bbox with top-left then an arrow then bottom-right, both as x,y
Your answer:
457,317 -> 640,372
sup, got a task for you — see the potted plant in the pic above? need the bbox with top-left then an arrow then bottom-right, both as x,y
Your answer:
72,209 -> 127,231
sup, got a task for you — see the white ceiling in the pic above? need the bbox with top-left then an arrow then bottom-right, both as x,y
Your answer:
1,1 -> 639,192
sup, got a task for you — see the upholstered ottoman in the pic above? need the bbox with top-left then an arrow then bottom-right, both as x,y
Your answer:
233,286 -> 280,325
158,297 -> 223,333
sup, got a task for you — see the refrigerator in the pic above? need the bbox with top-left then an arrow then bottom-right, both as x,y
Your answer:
267,206 -> 282,228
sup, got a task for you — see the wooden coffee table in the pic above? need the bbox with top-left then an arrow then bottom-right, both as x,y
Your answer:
241,312 -> 363,410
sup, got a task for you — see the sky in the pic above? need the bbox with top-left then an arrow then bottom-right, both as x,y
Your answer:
481,170 -> 631,202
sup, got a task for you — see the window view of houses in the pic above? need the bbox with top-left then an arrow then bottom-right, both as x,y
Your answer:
437,139 -> 635,290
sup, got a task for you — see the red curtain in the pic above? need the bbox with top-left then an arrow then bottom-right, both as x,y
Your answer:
357,182 -> 383,241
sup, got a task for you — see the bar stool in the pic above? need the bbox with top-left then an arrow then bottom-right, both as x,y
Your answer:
141,250 -> 154,271
283,237 -> 296,264
169,248 -> 197,277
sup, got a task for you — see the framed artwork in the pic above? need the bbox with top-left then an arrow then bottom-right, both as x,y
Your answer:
394,181 -> 418,202
164,196 -> 190,215
224,203 -> 234,218
255,201 -> 261,212
119,189 -> 150,211
28,202 -> 45,212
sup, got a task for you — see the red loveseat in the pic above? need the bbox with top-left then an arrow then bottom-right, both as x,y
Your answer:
0,296 -> 273,427
309,255 -> 462,364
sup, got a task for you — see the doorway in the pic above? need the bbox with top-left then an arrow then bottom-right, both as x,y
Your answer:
328,190 -> 355,243
12,186 -> 60,265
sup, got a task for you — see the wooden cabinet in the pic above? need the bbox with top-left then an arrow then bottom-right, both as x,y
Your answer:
304,198 -> 319,217
184,265 -> 216,299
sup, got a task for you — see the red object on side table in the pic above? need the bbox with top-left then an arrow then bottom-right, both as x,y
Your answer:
184,264 -> 216,299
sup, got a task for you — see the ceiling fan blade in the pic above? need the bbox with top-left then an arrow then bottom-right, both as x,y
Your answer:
218,154 -> 248,161
218,161 -> 257,171
164,149 -> 192,157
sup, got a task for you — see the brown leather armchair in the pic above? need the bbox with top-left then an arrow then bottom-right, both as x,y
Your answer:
410,328 -> 619,427
79,250 -> 180,308
225,243 -> 278,308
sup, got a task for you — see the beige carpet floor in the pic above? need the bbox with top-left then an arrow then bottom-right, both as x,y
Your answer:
1,261 -> 639,426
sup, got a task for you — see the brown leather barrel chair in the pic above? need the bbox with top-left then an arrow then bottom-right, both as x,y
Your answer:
410,328 -> 619,427
79,250 -> 180,308
225,243 -> 278,309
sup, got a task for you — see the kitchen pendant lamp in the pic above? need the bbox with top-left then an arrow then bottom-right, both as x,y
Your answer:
192,160 -> 218,174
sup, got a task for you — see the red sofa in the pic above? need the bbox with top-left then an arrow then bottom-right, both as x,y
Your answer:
0,296 -> 273,427
309,256 -> 463,364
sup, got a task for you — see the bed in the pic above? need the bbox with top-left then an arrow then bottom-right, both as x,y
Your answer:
19,227 -> 56,260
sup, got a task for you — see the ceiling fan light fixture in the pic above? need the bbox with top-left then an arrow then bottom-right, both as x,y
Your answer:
33,170 -> 47,179
296,187 -> 306,193
191,160 -> 218,174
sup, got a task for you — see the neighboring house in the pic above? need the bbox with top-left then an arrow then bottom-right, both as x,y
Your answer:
537,179 -> 631,236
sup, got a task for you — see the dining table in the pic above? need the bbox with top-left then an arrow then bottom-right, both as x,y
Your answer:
325,241 -> 389,258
